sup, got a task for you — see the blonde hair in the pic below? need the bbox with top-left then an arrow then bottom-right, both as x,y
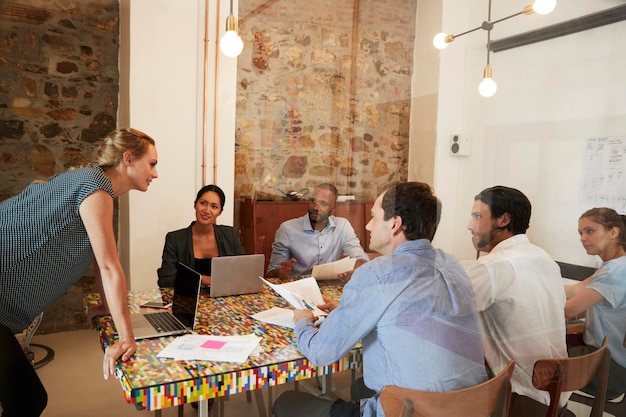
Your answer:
95,128 -> 156,168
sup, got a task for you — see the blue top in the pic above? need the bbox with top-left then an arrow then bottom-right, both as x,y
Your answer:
295,239 -> 487,417
0,166 -> 113,334
268,213 -> 368,276
585,255 -> 626,368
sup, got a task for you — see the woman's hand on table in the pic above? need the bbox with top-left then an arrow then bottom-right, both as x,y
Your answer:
103,338 -> 137,380
201,275 -> 212,286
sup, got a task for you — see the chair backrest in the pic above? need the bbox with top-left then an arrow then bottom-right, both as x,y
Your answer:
14,312 -> 44,366
532,337 -> 610,417
379,360 -> 514,417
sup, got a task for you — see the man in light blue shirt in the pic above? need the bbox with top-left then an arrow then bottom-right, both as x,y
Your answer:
267,183 -> 369,279
273,182 -> 488,417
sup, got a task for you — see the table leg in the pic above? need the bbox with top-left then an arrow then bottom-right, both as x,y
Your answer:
211,397 -> 225,417
268,385 -> 273,415
197,398 -> 210,417
319,374 -> 331,396
254,389 -> 267,417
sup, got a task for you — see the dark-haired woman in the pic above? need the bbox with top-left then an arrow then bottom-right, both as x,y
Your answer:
157,185 -> 246,288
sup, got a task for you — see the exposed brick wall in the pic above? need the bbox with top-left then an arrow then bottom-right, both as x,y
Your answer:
234,0 -> 415,203
0,0 -> 119,333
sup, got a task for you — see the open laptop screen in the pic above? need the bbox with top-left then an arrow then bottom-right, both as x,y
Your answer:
172,263 -> 202,328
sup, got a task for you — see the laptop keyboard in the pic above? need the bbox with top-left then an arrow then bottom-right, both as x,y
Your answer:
144,312 -> 186,332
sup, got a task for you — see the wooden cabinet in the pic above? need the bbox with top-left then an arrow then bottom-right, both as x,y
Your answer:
239,198 -> 372,272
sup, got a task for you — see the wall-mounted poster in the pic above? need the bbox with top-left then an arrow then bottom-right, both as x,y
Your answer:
581,136 -> 626,214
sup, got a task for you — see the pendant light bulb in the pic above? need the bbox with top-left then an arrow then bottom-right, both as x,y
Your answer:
478,65 -> 497,97
433,33 -> 454,50
220,29 -> 243,57
532,0 -> 556,15
219,12 -> 243,58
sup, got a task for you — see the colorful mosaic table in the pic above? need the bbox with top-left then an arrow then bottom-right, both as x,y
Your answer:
85,279 -> 362,415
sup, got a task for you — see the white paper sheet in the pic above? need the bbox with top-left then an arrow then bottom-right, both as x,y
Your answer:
311,257 -> 356,280
250,306 -> 295,329
157,334 -> 262,363
259,277 -> 328,317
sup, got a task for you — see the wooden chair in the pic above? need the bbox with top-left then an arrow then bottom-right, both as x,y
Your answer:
532,337 -> 610,417
379,360 -> 514,417
566,324 -> 626,416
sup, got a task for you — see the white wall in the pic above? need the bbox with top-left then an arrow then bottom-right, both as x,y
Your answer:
121,0 -> 238,290
434,0 -> 626,267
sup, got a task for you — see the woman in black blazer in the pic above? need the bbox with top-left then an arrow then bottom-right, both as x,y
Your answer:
157,185 -> 246,287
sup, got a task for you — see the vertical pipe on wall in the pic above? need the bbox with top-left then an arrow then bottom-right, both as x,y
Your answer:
202,0 -> 210,186
212,0 -> 222,184
202,0 -> 222,186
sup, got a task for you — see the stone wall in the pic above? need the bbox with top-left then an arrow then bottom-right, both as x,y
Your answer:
234,0 -> 415,202
0,0 -> 119,333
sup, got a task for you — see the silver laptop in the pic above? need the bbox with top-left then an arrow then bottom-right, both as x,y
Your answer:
209,254 -> 265,297
130,262 -> 202,340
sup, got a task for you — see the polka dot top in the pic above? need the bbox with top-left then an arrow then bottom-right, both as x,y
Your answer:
0,166 -> 113,334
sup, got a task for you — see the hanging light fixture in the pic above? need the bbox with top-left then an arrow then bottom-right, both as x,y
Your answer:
433,0 -> 556,97
478,4 -> 497,97
219,0 -> 244,58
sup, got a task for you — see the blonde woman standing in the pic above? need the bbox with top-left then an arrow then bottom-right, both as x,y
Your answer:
0,128 -> 158,417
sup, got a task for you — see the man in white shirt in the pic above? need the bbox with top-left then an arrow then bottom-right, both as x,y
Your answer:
465,186 -> 570,417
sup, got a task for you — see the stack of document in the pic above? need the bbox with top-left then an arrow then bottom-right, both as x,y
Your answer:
157,334 -> 262,363
259,277 -> 327,316
253,277 -> 328,328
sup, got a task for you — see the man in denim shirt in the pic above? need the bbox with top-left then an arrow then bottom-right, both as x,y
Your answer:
273,182 -> 487,417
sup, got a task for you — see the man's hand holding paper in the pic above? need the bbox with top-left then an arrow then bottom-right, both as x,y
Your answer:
259,277 -> 329,326
311,257 -> 356,280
